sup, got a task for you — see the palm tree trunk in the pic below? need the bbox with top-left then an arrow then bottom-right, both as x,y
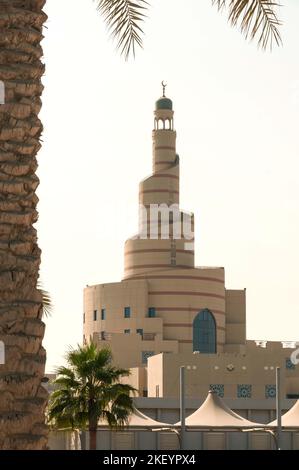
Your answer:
89,428 -> 97,451
0,0 -> 48,450
88,405 -> 98,450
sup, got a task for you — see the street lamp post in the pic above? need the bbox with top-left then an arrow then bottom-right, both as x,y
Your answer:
276,366 -> 282,450
180,366 -> 186,450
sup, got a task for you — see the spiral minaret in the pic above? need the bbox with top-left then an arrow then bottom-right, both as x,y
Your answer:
124,93 -> 195,279
84,87 -> 232,372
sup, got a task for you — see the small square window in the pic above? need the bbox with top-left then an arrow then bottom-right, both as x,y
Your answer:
124,329 -> 130,334
136,329 -> 143,335
93,310 -> 97,321
148,307 -> 156,318
124,307 -> 131,318
101,308 -> 106,320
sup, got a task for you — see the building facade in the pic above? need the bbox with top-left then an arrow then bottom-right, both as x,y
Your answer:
83,91 -> 299,402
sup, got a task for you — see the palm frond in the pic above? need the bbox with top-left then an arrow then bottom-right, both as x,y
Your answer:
96,0 -> 149,59
212,0 -> 282,50
37,281 -> 53,318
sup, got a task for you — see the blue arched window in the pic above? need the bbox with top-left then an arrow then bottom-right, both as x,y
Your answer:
193,309 -> 216,353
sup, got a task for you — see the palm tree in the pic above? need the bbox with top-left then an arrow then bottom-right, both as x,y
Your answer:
0,0 -> 145,450
47,343 -> 136,450
0,0 -> 282,451
0,0 -> 49,451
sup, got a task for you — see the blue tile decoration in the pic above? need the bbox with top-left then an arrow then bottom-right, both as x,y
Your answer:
237,384 -> 252,398
265,384 -> 276,399
286,358 -> 295,370
142,351 -> 155,364
210,384 -> 224,398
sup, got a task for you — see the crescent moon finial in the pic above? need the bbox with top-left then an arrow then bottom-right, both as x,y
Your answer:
161,80 -> 167,97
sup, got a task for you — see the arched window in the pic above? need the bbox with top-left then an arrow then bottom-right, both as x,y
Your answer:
158,119 -> 164,130
193,309 -> 216,353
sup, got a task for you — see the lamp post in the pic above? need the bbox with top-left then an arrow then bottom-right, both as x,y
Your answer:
276,366 -> 282,450
179,366 -> 186,450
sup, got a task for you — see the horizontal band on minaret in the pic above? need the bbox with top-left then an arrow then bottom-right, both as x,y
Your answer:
139,189 -> 179,195
122,275 -> 223,284
125,263 -> 193,271
150,174 -> 179,180
154,146 -> 176,151
124,249 -> 194,256
148,291 -> 226,300
153,307 -> 226,315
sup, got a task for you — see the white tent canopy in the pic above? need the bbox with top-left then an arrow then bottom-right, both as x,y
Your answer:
175,391 -> 265,430
98,408 -> 171,430
268,399 -> 299,428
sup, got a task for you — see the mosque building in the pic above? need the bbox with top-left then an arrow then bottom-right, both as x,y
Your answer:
83,88 -> 299,404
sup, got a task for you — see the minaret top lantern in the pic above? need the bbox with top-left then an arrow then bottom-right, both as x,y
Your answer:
155,81 -> 173,111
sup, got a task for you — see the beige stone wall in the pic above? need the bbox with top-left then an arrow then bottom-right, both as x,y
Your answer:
84,266 -> 226,368
225,289 -> 246,347
119,367 -> 148,396
147,344 -> 299,399
145,267 -> 225,351
92,331 -> 178,370
84,279 -> 149,341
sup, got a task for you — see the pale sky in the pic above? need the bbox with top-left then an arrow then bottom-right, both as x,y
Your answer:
38,0 -> 299,372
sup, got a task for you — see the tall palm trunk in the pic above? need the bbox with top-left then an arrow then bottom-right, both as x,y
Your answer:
0,0 -> 48,450
88,400 -> 97,450
89,427 -> 97,451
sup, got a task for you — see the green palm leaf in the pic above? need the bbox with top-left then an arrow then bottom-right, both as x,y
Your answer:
96,0 -> 149,59
37,281 -> 53,318
212,0 -> 282,49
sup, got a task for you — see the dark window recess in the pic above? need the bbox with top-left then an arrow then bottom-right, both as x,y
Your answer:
193,308 -> 216,353
101,308 -> 106,320
124,307 -> 131,318
148,307 -> 156,318
93,310 -> 97,321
